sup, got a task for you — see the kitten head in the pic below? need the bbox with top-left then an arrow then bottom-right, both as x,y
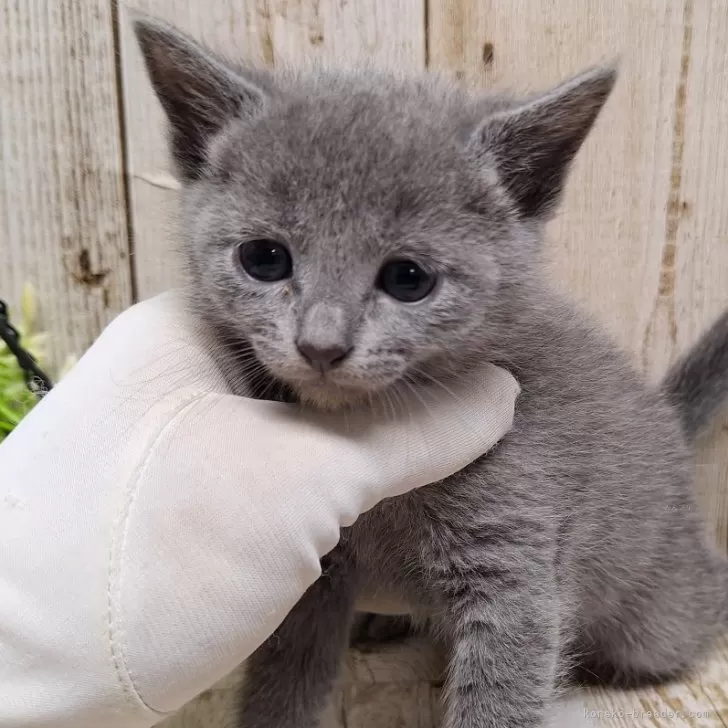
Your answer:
135,17 -> 616,408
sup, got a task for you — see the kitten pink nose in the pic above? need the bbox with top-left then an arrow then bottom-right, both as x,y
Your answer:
296,340 -> 352,371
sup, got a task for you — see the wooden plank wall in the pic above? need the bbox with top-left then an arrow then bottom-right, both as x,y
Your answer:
1,0 -> 727,542
0,1 -> 133,368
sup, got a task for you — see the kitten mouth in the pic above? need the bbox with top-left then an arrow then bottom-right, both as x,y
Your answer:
262,357 -> 404,412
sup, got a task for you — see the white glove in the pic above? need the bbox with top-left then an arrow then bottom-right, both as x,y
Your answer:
0,291 -> 519,728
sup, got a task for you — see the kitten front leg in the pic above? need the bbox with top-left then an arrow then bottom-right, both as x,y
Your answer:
439,566 -> 559,728
237,548 -> 355,728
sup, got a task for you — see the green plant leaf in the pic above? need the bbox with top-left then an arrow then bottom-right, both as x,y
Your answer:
0,285 -> 64,441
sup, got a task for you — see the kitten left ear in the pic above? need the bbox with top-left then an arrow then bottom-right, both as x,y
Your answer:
133,15 -> 269,180
469,64 -> 617,219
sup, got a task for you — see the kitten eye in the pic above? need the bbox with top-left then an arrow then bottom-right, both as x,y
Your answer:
378,259 -> 437,303
237,239 -> 292,282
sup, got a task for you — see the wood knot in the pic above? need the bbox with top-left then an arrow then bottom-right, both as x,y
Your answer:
70,248 -> 110,288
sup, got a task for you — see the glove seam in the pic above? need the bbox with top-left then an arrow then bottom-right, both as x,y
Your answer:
106,389 -> 209,716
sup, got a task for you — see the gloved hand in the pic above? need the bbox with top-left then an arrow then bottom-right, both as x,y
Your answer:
0,291 -> 519,728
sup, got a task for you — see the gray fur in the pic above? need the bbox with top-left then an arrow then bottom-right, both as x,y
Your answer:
134,17 -> 728,728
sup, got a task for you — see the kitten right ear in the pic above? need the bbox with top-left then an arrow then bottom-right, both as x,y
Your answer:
133,16 -> 267,180
468,64 -> 617,219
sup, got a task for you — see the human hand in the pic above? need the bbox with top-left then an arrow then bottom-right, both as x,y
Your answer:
0,290 -> 519,728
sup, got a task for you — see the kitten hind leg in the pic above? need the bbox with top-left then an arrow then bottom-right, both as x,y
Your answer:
236,548 -> 355,728
577,552 -> 728,687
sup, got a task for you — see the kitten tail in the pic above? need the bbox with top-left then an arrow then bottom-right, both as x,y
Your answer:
662,307 -> 728,442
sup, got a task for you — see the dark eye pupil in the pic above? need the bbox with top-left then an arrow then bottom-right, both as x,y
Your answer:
238,240 -> 292,282
378,260 -> 436,303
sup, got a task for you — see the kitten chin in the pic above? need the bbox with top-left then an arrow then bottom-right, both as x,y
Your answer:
295,382 -> 371,412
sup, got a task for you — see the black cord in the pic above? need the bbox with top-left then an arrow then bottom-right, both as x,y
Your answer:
0,298 -> 54,396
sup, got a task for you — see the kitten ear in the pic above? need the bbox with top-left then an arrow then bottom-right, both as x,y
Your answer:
469,64 -> 617,219
133,16 -> 267,180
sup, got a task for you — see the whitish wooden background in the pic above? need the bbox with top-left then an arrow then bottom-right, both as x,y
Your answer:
3,2 -> 728,725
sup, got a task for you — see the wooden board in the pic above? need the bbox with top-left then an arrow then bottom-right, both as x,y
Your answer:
117,0 -> 426,299
0,0 -> 132,372
428,0 -> 728,547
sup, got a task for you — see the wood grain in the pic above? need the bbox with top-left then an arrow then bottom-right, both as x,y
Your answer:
0,0 -> 132,371
428,0 -> 728,547
117,0 -> 426,299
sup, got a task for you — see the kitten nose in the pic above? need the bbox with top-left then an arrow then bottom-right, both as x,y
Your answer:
296,340 -> 352,371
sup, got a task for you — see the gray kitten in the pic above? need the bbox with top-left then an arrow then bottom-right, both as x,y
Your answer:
134,18 -> 728,728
